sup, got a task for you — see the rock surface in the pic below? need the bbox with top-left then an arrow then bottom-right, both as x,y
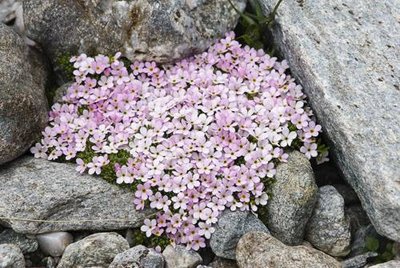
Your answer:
23,0 -> 245,79
110,245 -> 164,268
57,232 -> 129,268
260,0 -> 400,242
0,0 -> 20,24
0,157 -> 150,233
341,252 -> 377,268
370,260 -> 400,268
36,232 -> 73,257
0,23 -> 48,165
236,232 -> 341,268
163,245 -> 202,268
210,210 -> 269,260
265,151 -> 317,245
0,244 -> 25,268
306,186 -> 351,257
0,229 -> 38,254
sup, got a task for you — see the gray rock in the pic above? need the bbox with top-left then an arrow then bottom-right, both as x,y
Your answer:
110,245 -> 164,268
36,232 -> 73,257
370,260 -> 400,268
163,245 -> 202,268
0,244 -> 25,268
23,0 -> 245,81
57,232 -> 129,268
0,0 -> 21,25
265,150 -> 317,245
210,210 -> 269,260
0,156 -> 151,233
341,252 -> 378,268
333,184 -> 360,205
0,229 -> 38,254
236,232 -> 341,268
209,257 -> 238,268
306,186 -> 351,257
0,23 -> 48,165
260,0 -> 400,242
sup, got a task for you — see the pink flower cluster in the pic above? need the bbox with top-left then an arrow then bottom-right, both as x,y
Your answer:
31,32 -> 324,250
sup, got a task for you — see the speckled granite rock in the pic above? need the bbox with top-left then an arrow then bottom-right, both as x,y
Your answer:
0,229 -> 38,254
110,245 -> 164,268
23,0 -> 245,81
341,252 -> 377,268
0,244 -> 25,268
0,157 -> 151,233
210,210 -> 269,260
265,151 -> 317,245
306,186 -> 351,257
0,23 -> 48,165
260,0 -> 400,242
163,245 -> 202,268
57,232 -> 129,268
236,232 -> 341,268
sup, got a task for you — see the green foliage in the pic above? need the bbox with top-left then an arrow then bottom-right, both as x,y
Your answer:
365,236 -> 396,264
229,0 -> 284,55
129,228 -> 171,250
56,53 -> 75,81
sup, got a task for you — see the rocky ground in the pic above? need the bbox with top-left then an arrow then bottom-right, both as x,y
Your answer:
0,0 -> 399,267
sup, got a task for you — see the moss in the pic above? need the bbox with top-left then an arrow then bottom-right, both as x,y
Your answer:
56,53 -> 75,82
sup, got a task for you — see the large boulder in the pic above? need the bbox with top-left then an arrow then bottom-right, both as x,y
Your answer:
57,232 -> 129,268
23,0 -> 246,80
265,151 -> 317,245
0,156 -> 151,233
260,0 -> 400,242
0,24 -> 48,165
236,232 -> 341,268
305,186 -> 351,257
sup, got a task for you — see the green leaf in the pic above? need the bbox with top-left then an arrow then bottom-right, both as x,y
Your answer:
365,237 -> 380,252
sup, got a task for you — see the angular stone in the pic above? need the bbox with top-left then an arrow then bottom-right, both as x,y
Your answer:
0,229 -> 38,254
57,232 -> 129,268
265,151 -> 317,245
23,0 -> 245,81
0,23 -> 48,165
236,232 -> 341,268
260,0 -> 400,242
0,157 -> 151,233
210,210 -> 269,260
306,186 -> 351,257
0,244 -> 25,268
36,232 -> 73,257
163,245 -> 202,268
110,245 -> 164,268
341,252 -> 378,268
